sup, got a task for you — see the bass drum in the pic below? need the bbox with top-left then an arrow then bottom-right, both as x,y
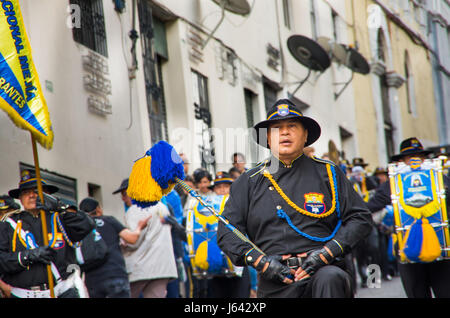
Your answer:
185,194 -> 242,279
389,159 -> 450,263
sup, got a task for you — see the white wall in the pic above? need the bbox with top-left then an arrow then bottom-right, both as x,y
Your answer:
0,0 -> 152,220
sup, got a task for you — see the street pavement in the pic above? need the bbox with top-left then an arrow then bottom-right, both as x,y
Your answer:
355,276 -> 406,298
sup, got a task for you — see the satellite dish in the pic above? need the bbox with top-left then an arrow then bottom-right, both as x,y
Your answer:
202,0 -> 251,49
331,43 -> 348,66
287,35 -> 331,71
345,47 -> 370,74
287,35 -> 331,95
317,36 -> 332,56
333,44 -> 370,99
212,0 -> 251,15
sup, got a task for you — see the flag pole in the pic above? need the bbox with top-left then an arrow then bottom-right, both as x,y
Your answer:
31,133 -> 55,298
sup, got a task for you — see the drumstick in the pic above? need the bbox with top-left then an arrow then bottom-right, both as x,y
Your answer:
175,177 -> 265,255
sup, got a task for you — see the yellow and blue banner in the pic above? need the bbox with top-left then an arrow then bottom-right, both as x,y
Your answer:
0,0 -> 53,149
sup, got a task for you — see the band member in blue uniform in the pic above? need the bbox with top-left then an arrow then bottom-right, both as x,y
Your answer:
367,137 -> 450,298
217,99 -> 373,298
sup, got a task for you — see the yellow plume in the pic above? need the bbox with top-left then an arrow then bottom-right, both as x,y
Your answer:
127,155 -> 163,203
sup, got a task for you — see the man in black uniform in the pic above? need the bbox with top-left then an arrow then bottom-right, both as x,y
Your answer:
0,170 -> 94,298
217,99 -> 373,298
367,137 -> 450,298
0,195 -> 20,298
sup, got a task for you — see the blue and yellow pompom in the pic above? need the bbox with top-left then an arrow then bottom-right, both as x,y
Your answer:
127,141 -> 185,208
402,217 -> 442,263
194,240 -> 226,273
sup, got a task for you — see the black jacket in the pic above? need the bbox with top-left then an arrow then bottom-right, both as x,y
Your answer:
217,154 -> 373,266
0,210 -> 94,289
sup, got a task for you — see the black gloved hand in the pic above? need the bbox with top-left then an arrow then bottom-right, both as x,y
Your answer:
255,255 -> 293,284
300,247 -> 334,276
36,193 -> 66,212
19,246 -> 57,266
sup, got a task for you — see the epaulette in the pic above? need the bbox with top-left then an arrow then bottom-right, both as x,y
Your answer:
248,159 -> 269,178
311,156 -> 336,166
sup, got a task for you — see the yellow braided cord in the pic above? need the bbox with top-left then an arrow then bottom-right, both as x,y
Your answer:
437,168 -> 450,257
12,220 -> 19,252
263,164 -> 337,218
49,213 -> 58,249
16,221 -> 28,249
362,177 -> 369,202
389,172 -> 406,262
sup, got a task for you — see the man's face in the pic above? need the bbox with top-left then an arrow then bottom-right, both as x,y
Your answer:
267,119 -> 308,161
400,154 -> 426,166
121,190 -> 132,207
233,155 -> 245,172
213,183 -> 231,195
376,173 -> 388,184
19,188 -> 38,211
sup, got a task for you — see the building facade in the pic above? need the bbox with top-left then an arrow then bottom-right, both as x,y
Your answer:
1,0 -> 444,219
346,0 -> 441,169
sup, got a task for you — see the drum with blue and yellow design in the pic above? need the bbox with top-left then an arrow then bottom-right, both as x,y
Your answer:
389,159 -> 450,263
185,194 -> 240,278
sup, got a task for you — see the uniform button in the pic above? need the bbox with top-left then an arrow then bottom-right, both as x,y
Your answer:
276,205 -> 282,210
269,186 -> 274,191
247,256 -> 253,262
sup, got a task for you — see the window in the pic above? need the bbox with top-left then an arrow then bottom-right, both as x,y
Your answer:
404,51 -> 417,116
70,0 -> 108,57
380,74 -> 395,160
138,1 -> 169,145
263,84 -> 277,112
19,163 -> 77,206
263,77 -> 280,112
244,89 -> 256,128
192,70 -> 215,173
310,0 -> 318,39
377,28 -> 386,62
332,10 -> 339,42
282,0 -> 291,29
88,183 -> 102,206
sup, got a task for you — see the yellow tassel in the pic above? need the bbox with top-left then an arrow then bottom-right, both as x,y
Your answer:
127,156 -> 163,203
419,218 -> 442,262
194,241 -> 209,270
161,183 -> 176,196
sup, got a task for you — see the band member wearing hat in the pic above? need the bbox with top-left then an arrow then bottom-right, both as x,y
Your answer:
349,161 -> 380,287
0,195 -> 20,222
367,137 -> 450,297
232,153 -> 247,174
209,171 -> 234,195
217,99 -> 373,298
0,170 -> 94,298
0,195 -> 20,298
112,178 -> 132,212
